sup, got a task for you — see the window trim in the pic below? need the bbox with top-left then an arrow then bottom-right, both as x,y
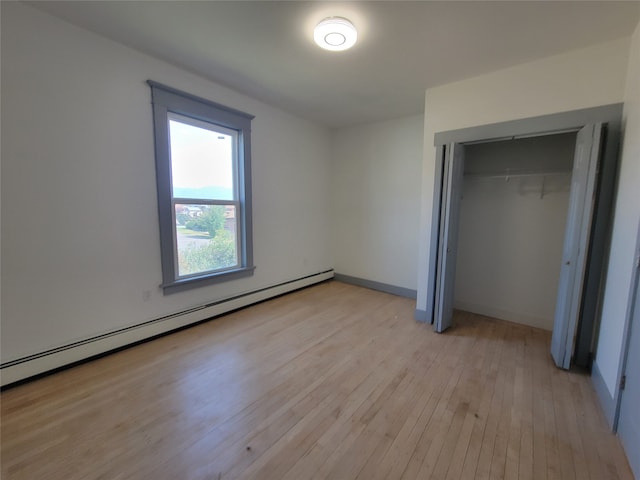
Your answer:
148,80 -> 255,294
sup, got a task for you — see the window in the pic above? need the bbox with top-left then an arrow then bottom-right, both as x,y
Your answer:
148,81 -> 254,294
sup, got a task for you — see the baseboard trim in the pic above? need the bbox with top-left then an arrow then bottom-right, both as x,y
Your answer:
333,273 -> 417,299
1,270 -> 334,387
592,360 -> 617,429
414,309 -> 429,323
453,300 -> 552,331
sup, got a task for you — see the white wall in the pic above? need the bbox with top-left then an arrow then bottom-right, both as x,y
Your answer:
331,115 -> 424,291
0,3 -> 332,363
454,136 -> 574,331
417,37 -> 631,313
595,22 -> 640,396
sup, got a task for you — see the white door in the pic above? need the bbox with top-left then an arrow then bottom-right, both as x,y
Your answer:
434,143 -> 465,333
617,232 -> 640,479
550,124 -> 603,369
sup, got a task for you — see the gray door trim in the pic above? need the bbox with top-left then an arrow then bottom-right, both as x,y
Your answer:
434,103 -> 622,146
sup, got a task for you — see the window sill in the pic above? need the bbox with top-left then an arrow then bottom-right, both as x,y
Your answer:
161,266 -> 255,295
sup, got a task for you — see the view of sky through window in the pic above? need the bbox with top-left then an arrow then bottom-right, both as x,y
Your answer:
169,116 -> 234,201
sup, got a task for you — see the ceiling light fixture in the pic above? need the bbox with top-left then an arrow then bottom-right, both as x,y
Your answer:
314,17 -> 357,51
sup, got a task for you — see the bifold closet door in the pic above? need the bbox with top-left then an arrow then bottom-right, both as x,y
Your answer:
434,143 -> 464,333
551,123 -> 603,369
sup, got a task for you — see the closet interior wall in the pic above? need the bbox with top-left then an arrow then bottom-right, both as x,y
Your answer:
453,133 -> 577,330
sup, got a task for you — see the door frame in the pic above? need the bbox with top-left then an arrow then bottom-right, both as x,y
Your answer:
420,104 -> 622,365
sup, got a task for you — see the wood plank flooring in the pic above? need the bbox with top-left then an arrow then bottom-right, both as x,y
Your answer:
1,281 -> 633,479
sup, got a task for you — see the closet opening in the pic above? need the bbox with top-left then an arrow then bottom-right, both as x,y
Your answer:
455,133 -> 576,332
423,104 -> 622,370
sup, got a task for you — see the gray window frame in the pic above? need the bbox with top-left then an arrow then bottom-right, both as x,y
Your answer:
148,81 -> 255,294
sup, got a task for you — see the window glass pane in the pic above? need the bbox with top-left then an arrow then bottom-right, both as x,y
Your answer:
175,204 -> 239,277
169,115 -> 235,201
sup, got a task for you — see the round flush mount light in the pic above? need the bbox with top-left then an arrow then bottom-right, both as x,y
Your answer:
314,17 -> 358,51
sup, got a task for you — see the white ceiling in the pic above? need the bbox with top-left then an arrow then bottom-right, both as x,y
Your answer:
29,1 -> 640,128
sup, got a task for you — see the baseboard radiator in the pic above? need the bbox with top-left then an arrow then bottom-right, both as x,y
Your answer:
1,270 -> 334,387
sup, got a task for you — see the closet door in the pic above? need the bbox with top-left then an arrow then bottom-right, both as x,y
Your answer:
551,123 -> 603,369
424,146 -> 446,324
434,143 -> 465,333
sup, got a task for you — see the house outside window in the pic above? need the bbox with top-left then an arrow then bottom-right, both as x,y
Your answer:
148,81 -> 254,294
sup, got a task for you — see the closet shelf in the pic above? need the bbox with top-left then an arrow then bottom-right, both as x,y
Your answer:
464,171 -> 571,180
464,170 -> 571,199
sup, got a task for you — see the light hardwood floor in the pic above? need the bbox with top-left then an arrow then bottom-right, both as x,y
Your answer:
1,281 -> 633,479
